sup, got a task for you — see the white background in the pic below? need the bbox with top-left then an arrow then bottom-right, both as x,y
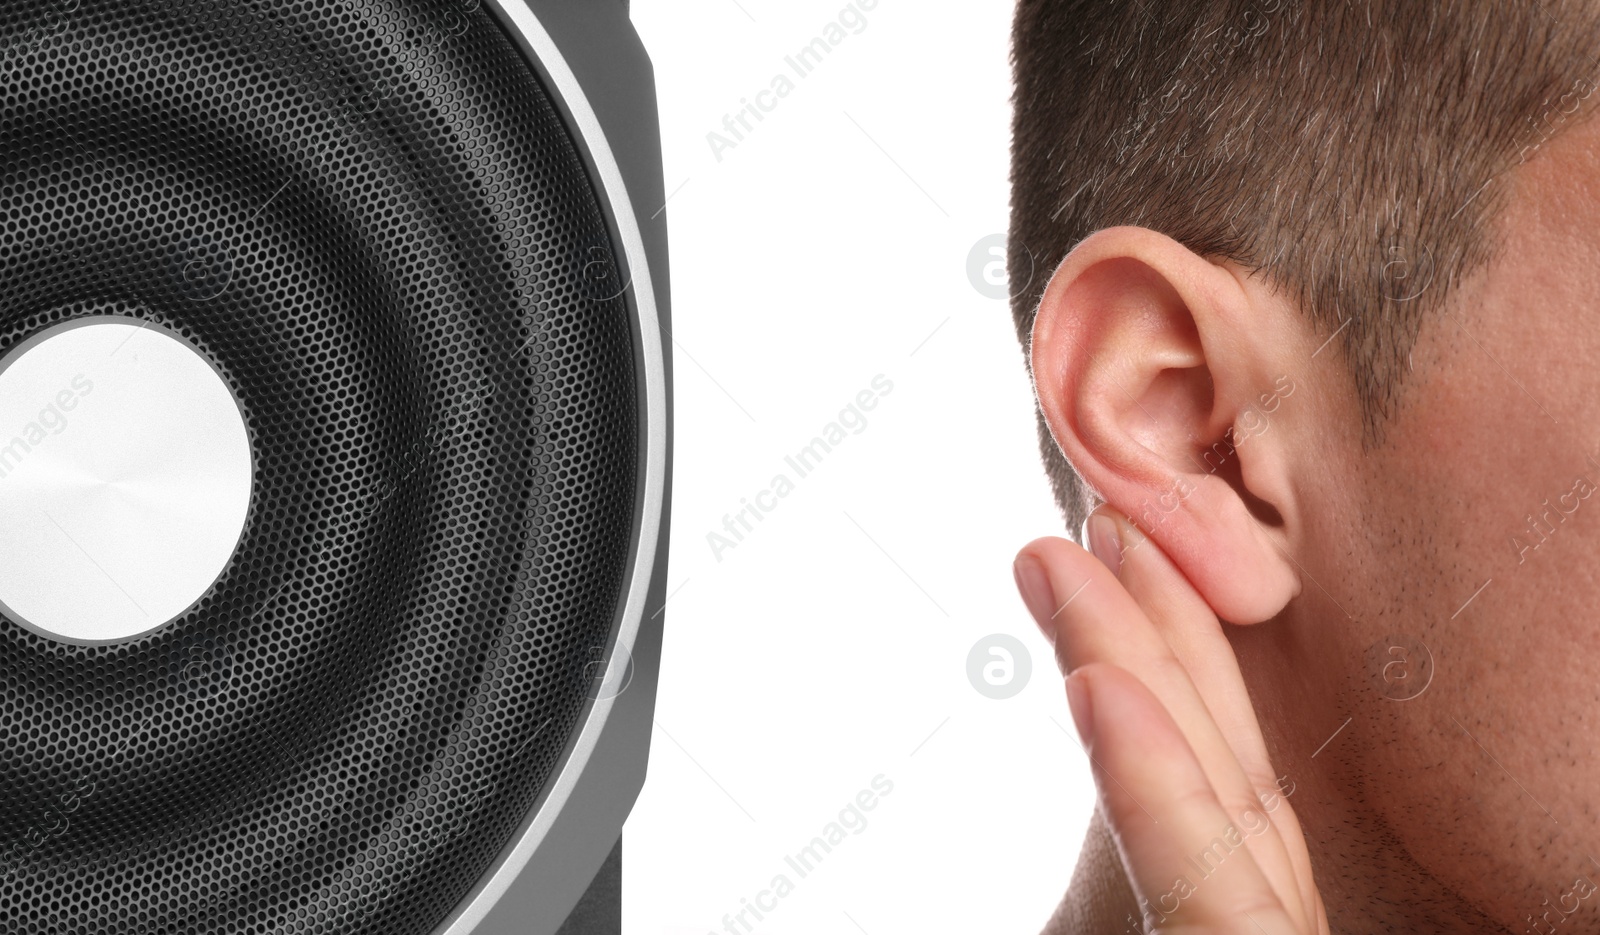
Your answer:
624,2 -> 1097,933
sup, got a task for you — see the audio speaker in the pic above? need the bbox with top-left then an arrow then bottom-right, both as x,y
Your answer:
0,1 -> 671,933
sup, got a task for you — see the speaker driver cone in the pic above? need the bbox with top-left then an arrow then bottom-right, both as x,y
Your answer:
0,1 -> 665,933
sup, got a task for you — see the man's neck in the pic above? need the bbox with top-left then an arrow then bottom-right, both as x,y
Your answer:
1292,762 -> 1511,933
1040,801 -> 1507,935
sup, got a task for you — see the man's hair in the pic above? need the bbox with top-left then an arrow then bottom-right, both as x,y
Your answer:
1010,0 -> 1600,534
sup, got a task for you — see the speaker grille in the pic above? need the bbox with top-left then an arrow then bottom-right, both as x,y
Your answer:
0,2 -> 640,933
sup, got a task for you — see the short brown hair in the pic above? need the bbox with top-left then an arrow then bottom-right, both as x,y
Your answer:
1010,0 -> 1600,534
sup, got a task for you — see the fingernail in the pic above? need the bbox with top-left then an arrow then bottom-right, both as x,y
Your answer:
1065,670 -> 1095,746
1084,512 -> 1122,578
1013,553 -> 1056,635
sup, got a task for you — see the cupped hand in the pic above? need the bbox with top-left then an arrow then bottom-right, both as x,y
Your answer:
1014,506 -> 1327,935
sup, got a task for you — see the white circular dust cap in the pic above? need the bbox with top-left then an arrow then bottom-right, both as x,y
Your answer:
0,318 -> 253,644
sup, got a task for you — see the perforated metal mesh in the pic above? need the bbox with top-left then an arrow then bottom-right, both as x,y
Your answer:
0,1 -> 640,932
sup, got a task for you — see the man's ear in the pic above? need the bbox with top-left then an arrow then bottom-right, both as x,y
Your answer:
1029,226 -> 1303,624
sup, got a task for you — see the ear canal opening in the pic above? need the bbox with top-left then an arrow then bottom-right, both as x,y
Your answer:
1207,427 -> 1286,529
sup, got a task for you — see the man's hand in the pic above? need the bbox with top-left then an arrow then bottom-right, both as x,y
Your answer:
1014,506 -> 1328,934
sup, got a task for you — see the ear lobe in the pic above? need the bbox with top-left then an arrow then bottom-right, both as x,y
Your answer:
1029,226 -> 1302,624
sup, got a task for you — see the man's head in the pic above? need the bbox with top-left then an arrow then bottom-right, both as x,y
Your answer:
1012,1 -> 1600,929
1011,0 -> 1600,532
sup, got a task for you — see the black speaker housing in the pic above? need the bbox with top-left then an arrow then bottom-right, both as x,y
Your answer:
0,1 -> 671,932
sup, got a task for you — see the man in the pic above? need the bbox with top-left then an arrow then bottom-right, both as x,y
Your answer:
1008,1 -> 1600,931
